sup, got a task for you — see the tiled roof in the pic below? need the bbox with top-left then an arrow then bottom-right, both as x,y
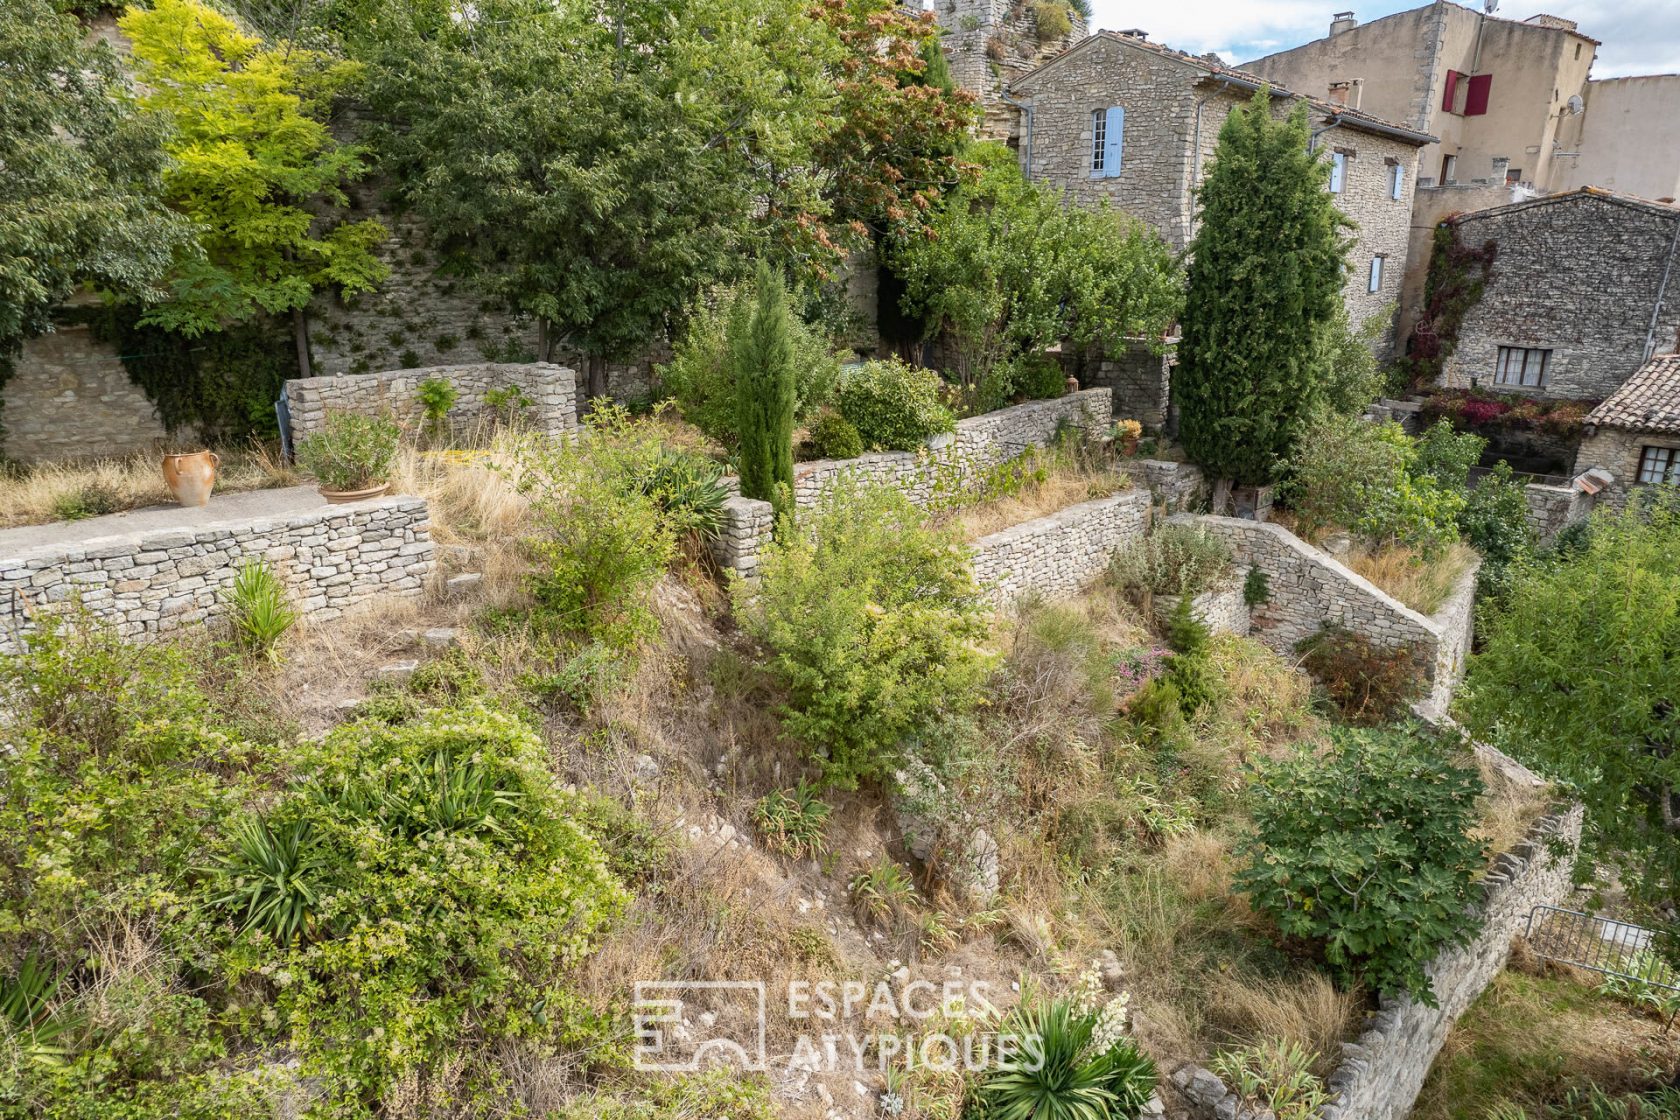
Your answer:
1450,186 -> 1680,224
1012,31 -> 1435,145
1586,354 -> 1680,434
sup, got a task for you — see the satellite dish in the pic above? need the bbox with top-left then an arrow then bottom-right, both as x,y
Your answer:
1484,0 -> 1498,12
1567,94 -> 1585,114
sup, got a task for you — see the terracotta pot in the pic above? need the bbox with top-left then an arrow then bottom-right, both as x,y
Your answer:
1064,376 -> 1080,394
1120,437 -> 1139,457
162,451 -> 219,507
318,482 -> 392,505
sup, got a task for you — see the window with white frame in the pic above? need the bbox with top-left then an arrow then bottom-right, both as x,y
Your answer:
1368,255 -> 1384,292
1638,445 -> 1678,485
1494,345 -> 1550,388
1390,162 -> 1405,200
1090,107 -> 1124,177
1329,150 -> 1347,193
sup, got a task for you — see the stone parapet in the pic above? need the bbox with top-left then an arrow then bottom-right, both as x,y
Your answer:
284,362 -> 577,446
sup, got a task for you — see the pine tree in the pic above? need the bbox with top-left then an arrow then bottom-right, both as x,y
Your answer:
1176,91 -> 1348,508
733,261 -> 797,513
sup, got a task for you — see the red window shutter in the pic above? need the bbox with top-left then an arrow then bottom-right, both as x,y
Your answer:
1465,74 -> 1493,115
1442,69 -> 1460,112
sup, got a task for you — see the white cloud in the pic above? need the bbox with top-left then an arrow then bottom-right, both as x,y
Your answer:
1082,0 -> 1680,76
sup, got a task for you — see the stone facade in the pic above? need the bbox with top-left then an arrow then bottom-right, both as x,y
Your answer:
1007,32 -> 1427,331
1522,480 -> 1596,540
1440,191 -> 1680,402
284,362 -> 578,446
791,389 -> 1111,508
1574,426 -> 1680,509
1060,338 -> 1175,432
1117,458 -> 1208,514
0,492 -> 434,653
933,0 -> 1085,140
708,496 -> 776,584
1185,515 -> 1478,718
970,490 -> 1151,607
2,326 -> 168,463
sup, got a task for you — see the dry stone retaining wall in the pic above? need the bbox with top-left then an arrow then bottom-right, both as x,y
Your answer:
2,325 -> 168,463
970,490 -> 1151,607
1118,458 -> 1207,514
0,495 -> 433,653
1153,577 -> 1251,636
790,389 -> 1111,509
1522,480 -> 1596,541
284,362 -> 578,446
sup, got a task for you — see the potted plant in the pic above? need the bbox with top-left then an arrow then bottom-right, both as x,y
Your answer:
1114,419 -> 1143,457
296,411 -> 401,503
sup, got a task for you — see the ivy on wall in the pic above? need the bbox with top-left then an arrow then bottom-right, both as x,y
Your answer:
1397,223 -> 1497,391
70,306 -> 297,443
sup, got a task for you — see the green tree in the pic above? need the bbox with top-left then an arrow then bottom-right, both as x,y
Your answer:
733,263 -> 798,513
1459,491 -> 1680,930
120,0 -> 388,378
366,0 -> 837,403
0,0 -> 188,378
1176,92 -> 1349,507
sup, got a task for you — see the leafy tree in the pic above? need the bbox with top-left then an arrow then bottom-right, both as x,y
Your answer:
0,0 -> 188,377
120,0 -> 388,378
1457,461 -> 1535,599
366,0 -> 837,403
1235,725 -> 1485,1004
1459,491 -> 1680,931
1316,303 -> 1393,418
1176,92 -> 1349,507
1286,415 -> 1467,554
890,143 -> 1180,404
733,263 -> 798,512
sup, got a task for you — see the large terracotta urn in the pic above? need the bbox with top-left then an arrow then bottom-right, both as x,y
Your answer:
162,450 -> 219,507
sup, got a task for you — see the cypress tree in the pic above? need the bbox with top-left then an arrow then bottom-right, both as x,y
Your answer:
733,261 -> 797,513
1176,91 -> 1348,508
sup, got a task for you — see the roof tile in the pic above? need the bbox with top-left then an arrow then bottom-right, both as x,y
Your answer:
1586,354 -> 1680,434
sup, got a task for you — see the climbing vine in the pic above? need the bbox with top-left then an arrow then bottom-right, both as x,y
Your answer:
1396,222 -> 1497,391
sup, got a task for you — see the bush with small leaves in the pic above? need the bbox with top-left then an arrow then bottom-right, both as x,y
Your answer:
802,408 -> 864,460
296,410 -> 400,492
416,376 -> 458,433
1111,523 -> 1232,598
833,358 -> 955,452
1296,625 -> 1422,725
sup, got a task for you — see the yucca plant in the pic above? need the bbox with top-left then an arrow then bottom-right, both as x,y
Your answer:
383,749 -> 521,838
849,860 -> 917,928
635,447 -> 729,540
0,952 -> 84,1067
213,816 -> 326,945
224,560 -> 297,662
751,781 -> 831,859
979,998 -> 1157,1120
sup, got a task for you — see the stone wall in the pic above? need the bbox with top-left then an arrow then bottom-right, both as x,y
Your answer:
0,494 -> 433,653
2,325 -> 168,463
708,496 -> 775,584
1185,515 -> 1479,718
970,490 -> 1151,607
1061,338 -> 1175,432
1154,576 -> 1251,636
1575,425 -> 1680,509
1442,191 -> 1680,402
791,389 -> 1111,508
284,362 -> 578,446
933,0 -> 1085,140
1117,458 -> 1207,514
1522,480 -> 1596,541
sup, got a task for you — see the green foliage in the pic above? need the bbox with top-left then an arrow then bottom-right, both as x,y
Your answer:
752,782 -> 832,859
1287,414 -> 1467,554
1029,0 -> 1074,40
1458,462 -> 1536,599
1110,522 -> 1233,597
1314,304 -> 1392,419
295,411 -> 401,492
1163,597 -> 1219,717
734,262 -> 798,512
0,953 -> 82,1069
0,0 -> 187,369
658,282 -> 840,447
50,484 -> 121,523
211,816 -> 325,945
1396,223 -> 1497,391
1296,626 -> 1423,725
1235,725 -> 1486,1003
521,406 -> 681,651
633,447 -> 729,541
833,357 -> 956,452
890,143 -> 1180,399
554,1069 -> 778,1120
803,409 -> 864,460
738,479 -> 992,788
1209,1039 -> 1333,1120
848,859 -> 918,926
1243,565 -> 1271,608
1459,490 -> 1680,930
1413,418 -> 1485,492
223,560 -> 297,662
978,998 -> 1157,1120
120,0 -> 387,347
416,376 -> 459,430
1176,93 -> 1349,488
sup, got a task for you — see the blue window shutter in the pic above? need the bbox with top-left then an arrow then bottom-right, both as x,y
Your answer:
1104,106 -> 1124,178
1329,151 -> 1346,193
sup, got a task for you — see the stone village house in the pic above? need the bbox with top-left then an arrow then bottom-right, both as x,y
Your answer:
1574,352 -> 1680,506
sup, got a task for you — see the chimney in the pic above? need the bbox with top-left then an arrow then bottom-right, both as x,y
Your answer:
1328,81 -> 1351,105
1491,156 -> 1511,182
1330,11 -> 1357,36
1119,27 -> 1147,40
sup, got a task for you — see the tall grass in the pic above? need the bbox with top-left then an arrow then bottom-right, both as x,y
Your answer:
1345,541 -> 1476,615
0,445 -> 295,528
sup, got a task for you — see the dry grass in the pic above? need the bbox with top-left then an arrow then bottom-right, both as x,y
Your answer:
1344,541 -> 1477,615
1204,973 -> 1362,1078
390,436 -> 534,604
1471,744 -> 1555,859
948,456 -> 1132,540
0,443 -> 297,528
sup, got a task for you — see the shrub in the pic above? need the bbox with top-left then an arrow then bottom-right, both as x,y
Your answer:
1242,564 -> 1271,608
223,559 -> 297,662
978,997 -> 1157,1120
416,376 -> 458,432
1458,461 -> 1535,599
1029,0 -> 1072,40
733,261 -> 796,512
1413,419 -> 1485,491
632,447 -> 729,541
658,282 -> 839,447
296,410 -> 400,492
51,483 -> 122,522
1286,414 -> 1464,554
833,358 -> 956,452
1234,725 -> 1486,1003
1111,522 -> 1232,597
752,782 -> 831,860
802,408 -> 864,460
737,479 -> 992,789
1210,1039 -> 1332,1120
1163,596 -> 1219,716
1296,625 -> 1423,724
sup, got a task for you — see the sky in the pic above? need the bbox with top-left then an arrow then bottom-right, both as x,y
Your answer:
1082,0 -> 1680,77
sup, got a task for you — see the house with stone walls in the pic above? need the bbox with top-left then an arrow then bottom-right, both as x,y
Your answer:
1573,352 -> 1680,505
929,0 -> 1087,140
1433,188 -> 1680,402
1004,31 -> 1433,335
